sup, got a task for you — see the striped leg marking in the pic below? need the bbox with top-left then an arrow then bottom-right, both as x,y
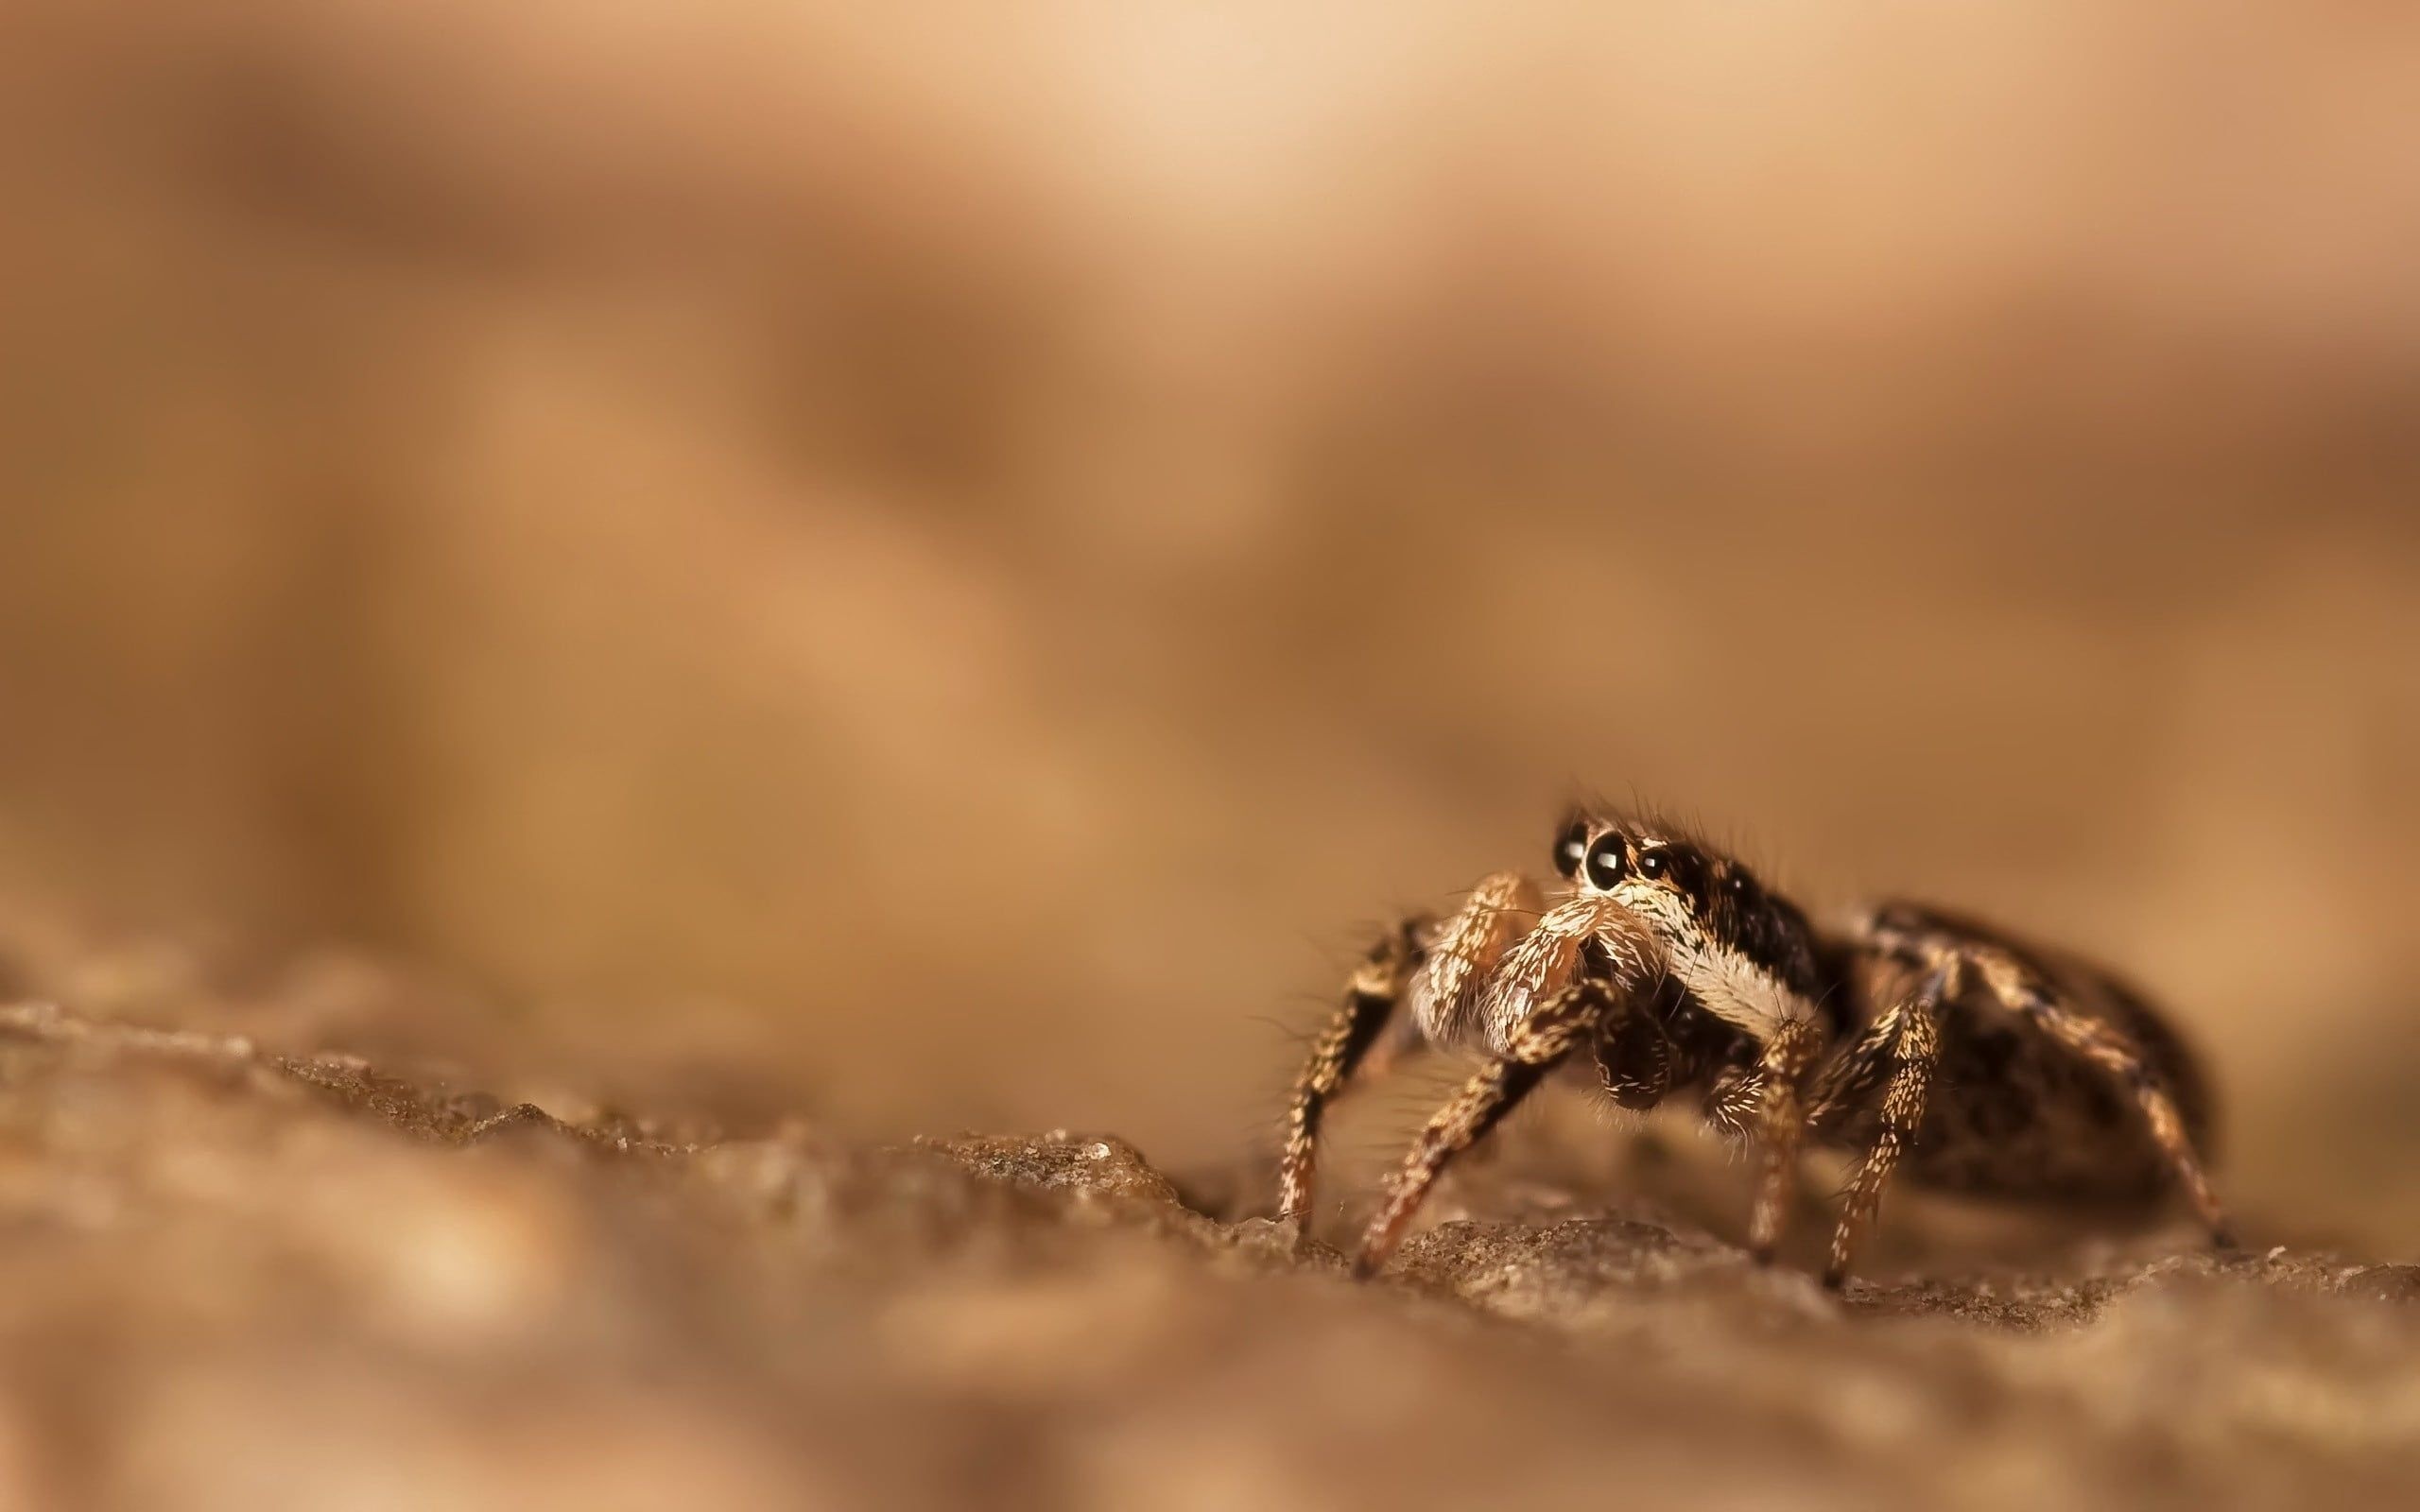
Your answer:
1277,919 -> 1426,1227
1350,980 -> 1599,1277
1967,949 -> 2233,1246
1816,962 -> 1955,1287
1746,1016 -> 1823,1263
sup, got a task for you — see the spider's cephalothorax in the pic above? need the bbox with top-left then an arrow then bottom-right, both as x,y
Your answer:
1276,807 -> 2229,1286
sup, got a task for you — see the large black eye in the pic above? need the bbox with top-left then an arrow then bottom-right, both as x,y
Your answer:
1552,817 -> 1590,879
1582,833 -> 1627,890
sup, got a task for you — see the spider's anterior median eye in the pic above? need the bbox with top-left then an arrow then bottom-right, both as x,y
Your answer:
1553,818 -> 1590,879
1582,833 -> 1627,890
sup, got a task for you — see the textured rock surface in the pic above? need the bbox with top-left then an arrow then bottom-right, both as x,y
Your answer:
0,1000 -> 2413,1510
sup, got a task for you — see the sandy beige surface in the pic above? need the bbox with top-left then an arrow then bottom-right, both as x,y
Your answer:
0,988 -> 2412,1511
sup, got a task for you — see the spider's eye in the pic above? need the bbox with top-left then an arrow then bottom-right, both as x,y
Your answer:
1635,848 -> 1669,881
1552,818 -> 1590,879
1582,833 -> 1627,890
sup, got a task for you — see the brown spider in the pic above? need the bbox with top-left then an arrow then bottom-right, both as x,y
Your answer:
1277,806 -> 2232,1286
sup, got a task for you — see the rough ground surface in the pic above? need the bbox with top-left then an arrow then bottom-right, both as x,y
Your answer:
0,1000 -> 2413,1512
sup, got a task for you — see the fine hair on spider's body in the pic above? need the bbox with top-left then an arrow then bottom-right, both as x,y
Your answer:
1276,807 -> 2231,1287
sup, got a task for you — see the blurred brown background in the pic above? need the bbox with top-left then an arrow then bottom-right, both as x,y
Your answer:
1,4 -> 2414,1247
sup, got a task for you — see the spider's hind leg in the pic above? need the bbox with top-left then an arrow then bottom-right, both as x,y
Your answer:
1863,908 -> 2235,1253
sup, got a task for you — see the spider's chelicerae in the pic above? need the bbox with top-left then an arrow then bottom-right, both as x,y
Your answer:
1278,807 -> 2232,1286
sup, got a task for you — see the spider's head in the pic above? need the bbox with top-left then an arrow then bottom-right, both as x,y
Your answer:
1549,808 -> 1825,1030
1551,810 -> 1724,941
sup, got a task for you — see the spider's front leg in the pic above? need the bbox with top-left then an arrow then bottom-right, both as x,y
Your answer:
1276,917 -> 1428,1228
1744,1017 -> 1824,1265
1592,981 -> 1680,1109
1347,977 -> 1599,1278
1277,871 -> 1539,1229
1350,901 -> 1658,1277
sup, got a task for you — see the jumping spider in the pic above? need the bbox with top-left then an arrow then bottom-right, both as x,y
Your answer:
1277,807 -> 2231,1286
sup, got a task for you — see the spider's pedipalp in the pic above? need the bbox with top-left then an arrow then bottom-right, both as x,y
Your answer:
1407,871 -> 1542,1047
1472,895 -> 1661,1056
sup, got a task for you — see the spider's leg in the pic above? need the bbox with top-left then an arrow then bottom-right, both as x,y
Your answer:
1591,979 -> 1679,1110
1807,960 -> 1959,1287
1277,916 -> 1428,1226
1744,1017 -> 1824,1263
1702,1058 -> 1762,1142
1870,911 -> 2234,1248
1973,954 -> 2231,1246
1279,870 -> 1550,1226
1410,870 -> 1546,1045
1349,977 -> 1600,1277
